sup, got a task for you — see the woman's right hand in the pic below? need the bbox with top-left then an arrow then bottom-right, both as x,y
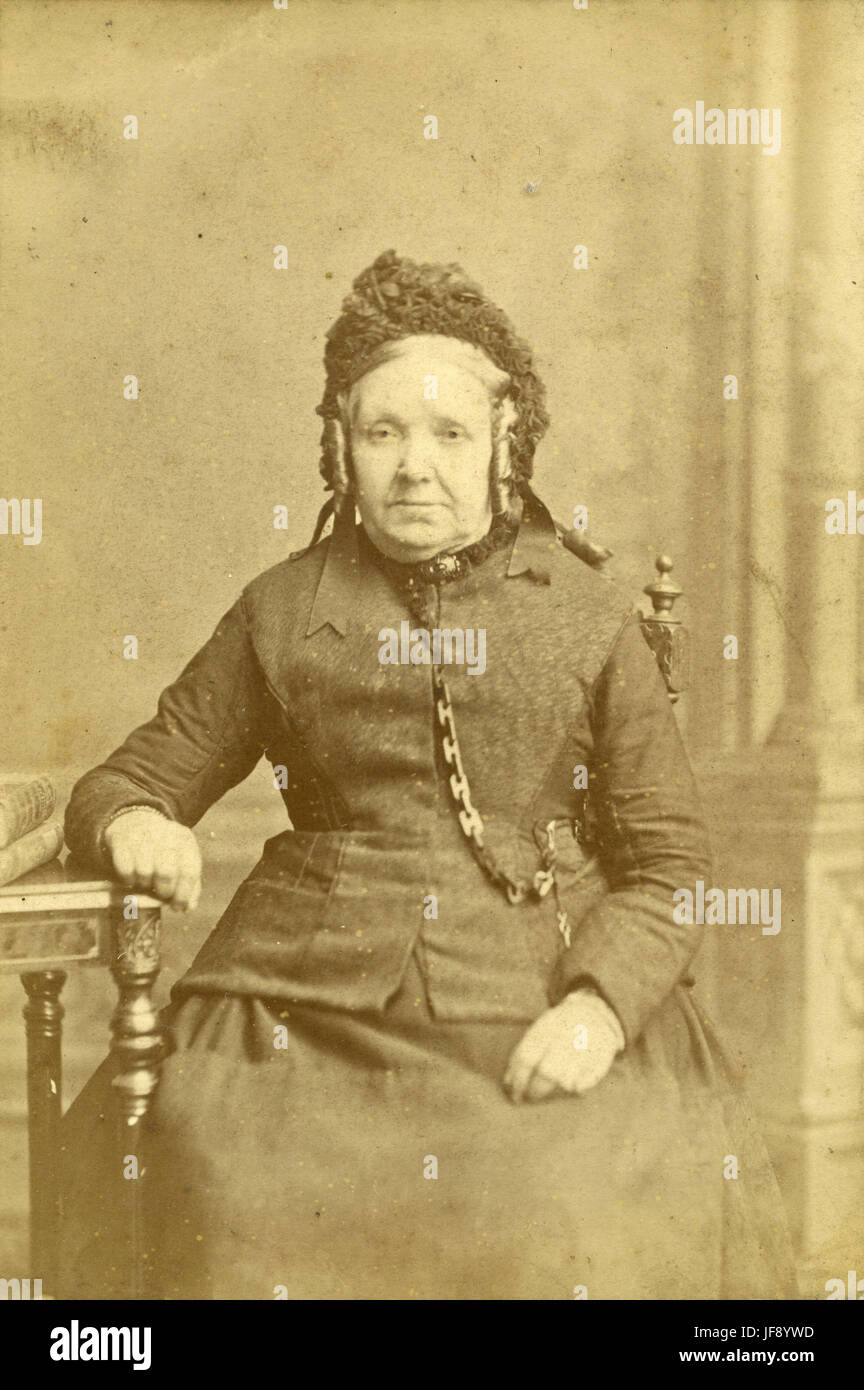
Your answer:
103,808 -> 202,912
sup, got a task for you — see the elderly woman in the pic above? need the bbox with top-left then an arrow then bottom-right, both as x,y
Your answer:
59,251 -> 795,1300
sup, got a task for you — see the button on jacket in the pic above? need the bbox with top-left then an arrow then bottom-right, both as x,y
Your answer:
64,492 -> 713,1041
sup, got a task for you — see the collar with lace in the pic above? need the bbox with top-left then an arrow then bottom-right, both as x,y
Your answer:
304,488 -> 559,639
359,510 -> 517,595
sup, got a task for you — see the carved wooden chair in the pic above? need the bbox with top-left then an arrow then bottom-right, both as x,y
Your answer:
556,521 -> 690,702
1,543 -> 687,1300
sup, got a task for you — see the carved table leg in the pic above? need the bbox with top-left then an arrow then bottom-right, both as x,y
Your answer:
110,909 -> 163,1300
21,969 -> 66,1294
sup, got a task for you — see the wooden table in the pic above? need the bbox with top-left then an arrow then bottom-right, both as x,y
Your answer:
0,857 -> 164,1298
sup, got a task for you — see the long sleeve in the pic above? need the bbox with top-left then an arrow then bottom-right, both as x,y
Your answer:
64,594 -> 269,870
550,613 -> 714,1045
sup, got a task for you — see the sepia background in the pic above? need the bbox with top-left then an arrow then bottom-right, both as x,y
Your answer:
1,0 -> 862,1296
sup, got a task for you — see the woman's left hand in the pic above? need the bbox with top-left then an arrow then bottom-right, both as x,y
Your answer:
503,989 -> 625,1103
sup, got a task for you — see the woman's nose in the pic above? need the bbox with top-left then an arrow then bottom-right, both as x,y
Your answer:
396,436 -> 436,478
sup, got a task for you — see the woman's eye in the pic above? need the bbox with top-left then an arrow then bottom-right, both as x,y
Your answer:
441,427 -> 466,440
369,425 -> 396,440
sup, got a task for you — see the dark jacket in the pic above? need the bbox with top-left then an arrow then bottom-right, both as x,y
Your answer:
65,492 -> 712,1040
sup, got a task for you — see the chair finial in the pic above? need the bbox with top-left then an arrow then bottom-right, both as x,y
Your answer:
640,554 -> 689,701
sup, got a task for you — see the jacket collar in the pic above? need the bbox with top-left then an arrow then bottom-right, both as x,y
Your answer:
306,488 -> 558,639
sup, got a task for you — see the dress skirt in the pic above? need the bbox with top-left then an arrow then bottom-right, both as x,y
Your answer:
58,951 -> 797,1301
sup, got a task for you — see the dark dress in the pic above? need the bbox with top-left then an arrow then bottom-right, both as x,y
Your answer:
58,493 -> 798,1300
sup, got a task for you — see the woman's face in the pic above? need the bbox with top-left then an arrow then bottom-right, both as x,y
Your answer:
346,350 -> 496,562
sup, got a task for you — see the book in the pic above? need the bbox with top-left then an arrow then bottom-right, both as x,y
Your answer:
0,820 -> 64,887
0,776 -> 56,850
